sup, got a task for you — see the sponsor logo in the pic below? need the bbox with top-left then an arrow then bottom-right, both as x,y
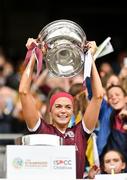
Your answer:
13,158 -> 24,169
25,160 -> 48,168
53,159 -> 72,169
12,158 -> 48,169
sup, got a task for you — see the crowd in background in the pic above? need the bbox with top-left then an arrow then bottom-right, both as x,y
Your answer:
0,43 -> 127,178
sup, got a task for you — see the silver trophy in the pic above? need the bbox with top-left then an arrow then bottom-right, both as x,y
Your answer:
38,19 -> 87,77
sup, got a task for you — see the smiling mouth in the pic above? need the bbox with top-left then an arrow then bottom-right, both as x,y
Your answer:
59,114 -> 67,117
112,102 -> 119,106
58,115 -> 68,120
59,116 -> 67,120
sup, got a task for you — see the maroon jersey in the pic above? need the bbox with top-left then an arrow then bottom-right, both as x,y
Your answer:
30,119 -> 89,179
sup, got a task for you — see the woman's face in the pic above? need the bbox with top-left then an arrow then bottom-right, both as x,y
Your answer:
107,87 -> 126,110
51,97 -> 73,129
104,151 -> 126,174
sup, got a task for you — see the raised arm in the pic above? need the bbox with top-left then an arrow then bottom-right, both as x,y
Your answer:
19,38 -> 41,129
83,41 -> 104,131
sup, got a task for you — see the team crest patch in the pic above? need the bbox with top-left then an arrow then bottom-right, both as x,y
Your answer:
65,131 -> 75,138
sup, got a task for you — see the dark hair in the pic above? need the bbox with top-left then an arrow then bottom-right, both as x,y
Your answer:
100,149 -> 126,174
106,84 -> 127,96
69,83 -> 83,97
0,65 -> 4,72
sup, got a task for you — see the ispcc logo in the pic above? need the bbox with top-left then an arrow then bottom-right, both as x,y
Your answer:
53,159 -> 72,166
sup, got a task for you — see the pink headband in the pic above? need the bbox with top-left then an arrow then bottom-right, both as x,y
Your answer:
49,92 -> 73,110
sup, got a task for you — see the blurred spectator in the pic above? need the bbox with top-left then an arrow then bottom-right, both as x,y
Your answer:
69,83 -> 88,125
5,61 -> 20,90
98,85 -> 127,164
0,49 -> 7,86
86,149 -> 126,179
86,74 -> 127,164
117,50 -> 127,70
101,149 -> 127,174
0,86 -> 18,134
106,74 -> 121,89
99,62 -> 113,79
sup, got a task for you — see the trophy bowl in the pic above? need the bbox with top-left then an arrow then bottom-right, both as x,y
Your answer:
38,19 -> 87,77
